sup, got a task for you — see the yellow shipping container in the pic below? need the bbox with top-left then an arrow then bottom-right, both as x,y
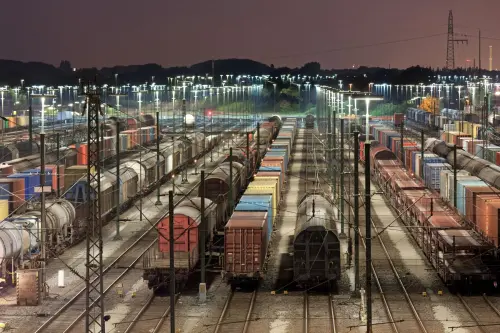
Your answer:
17,116 -> 29,127
245,182 -> 278,223
253,175 -> 281,195
0,200 -> 8,220
7,117 -> 16,128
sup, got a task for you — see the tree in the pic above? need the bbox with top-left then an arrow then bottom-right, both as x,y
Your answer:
301,62 -> 321,75
419,96 -> 440,113
59,60 -> 72,73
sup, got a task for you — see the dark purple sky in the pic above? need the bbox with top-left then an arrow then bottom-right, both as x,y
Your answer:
1,0 -> 499,69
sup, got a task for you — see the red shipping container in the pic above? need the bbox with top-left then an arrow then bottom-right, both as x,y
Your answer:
224,214 -> 268,278
122,130 -> 139,147
467,140 -> 484,155
0,163 -> 14,176
127,118 -> 138,130
393,113 -> 404,126
46,164 -> 65,192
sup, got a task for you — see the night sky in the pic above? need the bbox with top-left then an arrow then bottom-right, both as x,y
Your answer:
1,0 -> 498,69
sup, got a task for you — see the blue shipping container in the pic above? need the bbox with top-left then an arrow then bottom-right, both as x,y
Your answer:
21,168 -> 53,187
456,180 -> 488,215
0,183 -> 11,201
235,202 -> 273,241
7,173 -> 41,200
424,163 -> 450,190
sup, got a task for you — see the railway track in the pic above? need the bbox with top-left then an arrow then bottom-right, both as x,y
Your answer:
213,290 -> 257,333
344,162 -> 427,332
303,292 -> 337,333
121,294 -> 180,333
456,294 -> 500,333
31,137 -> 239,333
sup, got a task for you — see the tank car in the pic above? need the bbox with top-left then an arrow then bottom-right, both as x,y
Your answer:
0,199 -> 75,284
293,191 -> 341,288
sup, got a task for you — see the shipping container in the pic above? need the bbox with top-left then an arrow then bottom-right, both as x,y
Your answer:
464,187 -> 500,225
236,195 -> 273,231
7,173 -> 40,201
232,210 -> 271,241
456,180 -> 489,215
475,197 -> 500,246
423,163 -> 450,190
224,215 -> 268,282
0,178 -> 26,213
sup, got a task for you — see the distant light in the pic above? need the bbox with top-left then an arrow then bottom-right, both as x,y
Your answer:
495,91 -> 500,96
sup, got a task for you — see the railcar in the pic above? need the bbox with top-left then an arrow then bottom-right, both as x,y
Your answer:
293,191 -> 341,288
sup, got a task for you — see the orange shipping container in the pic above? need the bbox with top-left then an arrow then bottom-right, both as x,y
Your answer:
475,195 -> 500,246
0,178 -> 26,213
76,144 -> 88,165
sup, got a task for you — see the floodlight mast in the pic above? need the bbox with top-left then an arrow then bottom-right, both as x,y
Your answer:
81,80 -> 105,333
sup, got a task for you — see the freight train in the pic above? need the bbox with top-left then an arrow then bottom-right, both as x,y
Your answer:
406,107 -> 488,139
142,118 -> 284,290
361,122 -> 499,293
0,119 -> 254,285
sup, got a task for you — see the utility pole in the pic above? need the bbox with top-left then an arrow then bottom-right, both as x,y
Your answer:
181,99 -> 188,184
168,190 -> 176,333
212,59 -> 215,87
56,133 -> 60,197
256,122 -> 261,168
83,82 -> 105,333
40,133 -> 47,298
328,98 -> 333,199
229,148 -> 233,211
364,141 -> 372,333
155,110 -> 162,205
28,92 -> 33,155
420,130 -> 424,179
453,145 -> 458,208
114,119 -> 122,241
333,97 -> 337,201
353,131 -> 360,294
340,118 -> 345,236
199,171 -> 207,302
400,121 -> 405,168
